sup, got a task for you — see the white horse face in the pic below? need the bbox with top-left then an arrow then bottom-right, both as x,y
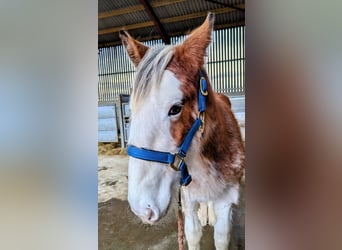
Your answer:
127,70 -> 183,224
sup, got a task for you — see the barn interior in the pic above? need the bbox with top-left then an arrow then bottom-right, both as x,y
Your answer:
98,1 -> 245,249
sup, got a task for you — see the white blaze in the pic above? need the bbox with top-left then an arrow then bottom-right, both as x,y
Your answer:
127,70 -> 183,223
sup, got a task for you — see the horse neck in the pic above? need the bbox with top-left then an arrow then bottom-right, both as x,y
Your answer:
198,88 -> 245,182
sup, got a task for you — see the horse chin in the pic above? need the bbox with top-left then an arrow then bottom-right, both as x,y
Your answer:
140,218 -> 158,225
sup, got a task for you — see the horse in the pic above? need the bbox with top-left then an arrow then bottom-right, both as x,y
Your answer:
119,13 -> 245,250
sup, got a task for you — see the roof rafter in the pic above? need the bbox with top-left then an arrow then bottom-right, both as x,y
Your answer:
204,0 -> 245,12
99,6 -> 243,35
98,0 -> 186,19
99,21 -> 245,48
139,0 -> 170,44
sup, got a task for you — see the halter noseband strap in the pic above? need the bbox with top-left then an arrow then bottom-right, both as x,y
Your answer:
127,70 -> 208,186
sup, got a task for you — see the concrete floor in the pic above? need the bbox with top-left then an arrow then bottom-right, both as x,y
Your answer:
98,187 -> 244,250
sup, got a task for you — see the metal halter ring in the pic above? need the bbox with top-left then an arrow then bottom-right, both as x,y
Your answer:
200,77 -> 208,96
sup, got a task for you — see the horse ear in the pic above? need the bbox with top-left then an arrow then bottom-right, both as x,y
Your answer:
119,30 -> 149,67
177,13 -> 215,67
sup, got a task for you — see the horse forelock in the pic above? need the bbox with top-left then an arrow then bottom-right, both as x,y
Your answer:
131,45 -> 175,113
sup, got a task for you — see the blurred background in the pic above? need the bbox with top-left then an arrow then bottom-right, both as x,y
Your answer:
0,0 -> 98,249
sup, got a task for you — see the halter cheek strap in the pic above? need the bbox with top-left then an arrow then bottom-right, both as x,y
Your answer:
127,70 -> 208,186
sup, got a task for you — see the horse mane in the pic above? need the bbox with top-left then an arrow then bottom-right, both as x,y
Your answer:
131,45 -> 175,113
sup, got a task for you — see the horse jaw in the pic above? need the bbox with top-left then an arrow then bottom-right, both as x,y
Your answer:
127,70 -> 182,224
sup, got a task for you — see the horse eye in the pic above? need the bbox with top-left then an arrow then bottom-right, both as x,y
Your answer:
168,104 -> 183,116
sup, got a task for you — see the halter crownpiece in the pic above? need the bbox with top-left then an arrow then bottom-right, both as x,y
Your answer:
127,70 -> 208,186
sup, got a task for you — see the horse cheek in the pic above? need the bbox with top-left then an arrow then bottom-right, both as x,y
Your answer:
170,106 -> 193,146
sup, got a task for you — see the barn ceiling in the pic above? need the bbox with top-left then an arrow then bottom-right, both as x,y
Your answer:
98,0 -> 245,48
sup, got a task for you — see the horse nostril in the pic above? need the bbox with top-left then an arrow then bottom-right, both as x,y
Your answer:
144,206 -> 159,223
145,207 -> 152,220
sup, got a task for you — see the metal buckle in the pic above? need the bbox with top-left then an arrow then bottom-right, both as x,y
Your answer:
200,77 -> 208,96
199,112 -> 205,133
171,153 -> 184,171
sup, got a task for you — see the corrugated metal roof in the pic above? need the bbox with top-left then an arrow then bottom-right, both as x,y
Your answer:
98,11 -> 150,30
99,0 -> 141,12
98,0 -> 245,48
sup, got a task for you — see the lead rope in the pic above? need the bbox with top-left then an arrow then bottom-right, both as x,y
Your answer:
177,187 -> 184,250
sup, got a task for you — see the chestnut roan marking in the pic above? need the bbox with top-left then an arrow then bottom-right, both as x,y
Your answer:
120,13 -> 245,250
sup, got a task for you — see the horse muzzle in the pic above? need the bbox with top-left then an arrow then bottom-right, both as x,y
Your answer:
129,202 -> 161,224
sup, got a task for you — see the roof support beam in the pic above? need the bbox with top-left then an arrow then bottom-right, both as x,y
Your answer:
99,6 -> 243,35
98,0 -> 186,19
204,0 -> 245,12
138,0 -> 170,44
99,22 -> 245,48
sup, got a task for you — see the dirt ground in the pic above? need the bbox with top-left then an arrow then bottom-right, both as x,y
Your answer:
98,142 -> 245,250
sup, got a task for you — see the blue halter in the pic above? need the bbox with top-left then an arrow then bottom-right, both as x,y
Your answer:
127,71 -> 208,186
